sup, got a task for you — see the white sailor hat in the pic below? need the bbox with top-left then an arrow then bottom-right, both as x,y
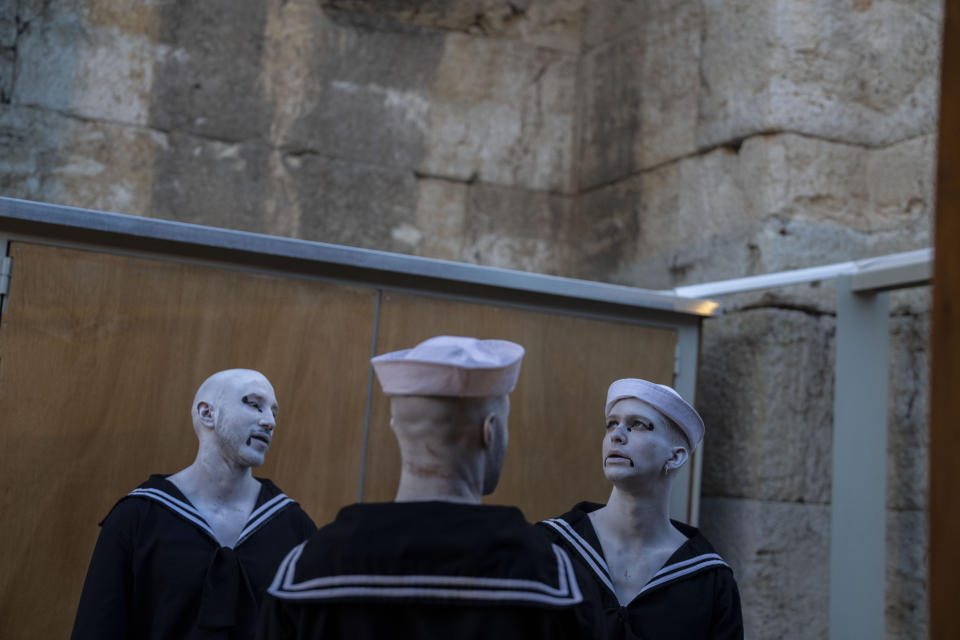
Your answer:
371,335 -> 525,397
605,378 -> 705,449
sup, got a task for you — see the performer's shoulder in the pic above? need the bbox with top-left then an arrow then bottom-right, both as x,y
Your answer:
670,520 -> 724,554
669,519 -> 737,578
94,474 -> 166,530
537,500 -> 603,534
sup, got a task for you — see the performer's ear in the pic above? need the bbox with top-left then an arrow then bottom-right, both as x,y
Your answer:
481,413 -> 497,450
665,446 -> 689,472
197,401 -> 216,429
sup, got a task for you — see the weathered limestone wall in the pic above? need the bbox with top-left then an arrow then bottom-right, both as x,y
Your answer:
3,0 -> 583,269
1,1 -> 940,638
697,290 -> 930,639
572,3 -> 938,638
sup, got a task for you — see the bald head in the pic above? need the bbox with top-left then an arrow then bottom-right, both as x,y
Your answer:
188,369 -> 279,470
192,369 -> 275,429
390,394 -> 509,498
390,395 -> 504,444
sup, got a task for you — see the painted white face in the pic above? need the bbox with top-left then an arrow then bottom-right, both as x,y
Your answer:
601,397 -> 678,484
213,373 -> 279,468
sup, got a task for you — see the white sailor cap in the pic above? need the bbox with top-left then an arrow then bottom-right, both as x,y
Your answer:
371,336 -> 525,397
605,378 -> 705,450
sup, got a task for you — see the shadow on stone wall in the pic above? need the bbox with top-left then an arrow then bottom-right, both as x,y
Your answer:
145,3 -> 444,249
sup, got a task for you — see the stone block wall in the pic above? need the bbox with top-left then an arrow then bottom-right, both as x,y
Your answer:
1,1 -> 941,638
697,290 -> 931,639
3,0 -> 583,262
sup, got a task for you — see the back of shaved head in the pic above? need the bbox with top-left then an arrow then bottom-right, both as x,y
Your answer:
390,395 -> 505,445
388,394 -> 510,499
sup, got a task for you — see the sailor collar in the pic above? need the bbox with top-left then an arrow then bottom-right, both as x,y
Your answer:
268,501 -> 584,608
121,474 -> 296,548
540,501 -> 731,604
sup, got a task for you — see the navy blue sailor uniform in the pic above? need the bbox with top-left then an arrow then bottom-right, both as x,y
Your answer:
71,475 -> 316,640
256,501 -> 594,640
539,502 -> 743,640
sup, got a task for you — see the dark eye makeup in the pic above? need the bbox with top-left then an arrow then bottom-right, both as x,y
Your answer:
605,417 -> 655,431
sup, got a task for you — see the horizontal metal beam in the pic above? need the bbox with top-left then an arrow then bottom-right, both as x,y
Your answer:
850,255 -> 932,293
666,249 -> 932,298
0,197 -> 719,317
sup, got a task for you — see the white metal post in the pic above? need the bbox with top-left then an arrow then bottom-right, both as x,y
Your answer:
829,275 -> 889,640
0,234 -> 10,317
671,321 -> 703,525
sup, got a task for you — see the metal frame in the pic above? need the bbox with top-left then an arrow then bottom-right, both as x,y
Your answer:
830,276 -> 890,640
0,197 -> 715,522
665,249 -> 931,299
0,233 -> 10,317
358,289 -> 382,503
0,197 -> 719,318
672,322 -> 704,524
669,249 -> 933,640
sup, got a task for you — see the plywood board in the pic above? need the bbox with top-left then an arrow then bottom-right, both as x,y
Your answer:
0,242 -> 375,639
363,292 -> 678,522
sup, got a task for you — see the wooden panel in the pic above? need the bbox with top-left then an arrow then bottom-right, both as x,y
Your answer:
931,2 -> 960,638
363,292 -> 678,522
0,243 -> 375,640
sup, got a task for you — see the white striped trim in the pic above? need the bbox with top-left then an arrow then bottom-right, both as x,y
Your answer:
638,556 -> 730,595
544,519 -> 608,569
542,519 -> 732,600
128,487 -> 295,548
540,518 -> 616,596
649,552 -> 727,582
128,488 -> 218,542
269,541 -> 305,594
236,494 -> 294,546
268,542 -> 583,607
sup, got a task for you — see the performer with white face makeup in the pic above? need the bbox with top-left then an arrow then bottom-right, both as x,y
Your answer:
540,379 -> 743,639
71,369 -> 316,640
257,336 -> 592,640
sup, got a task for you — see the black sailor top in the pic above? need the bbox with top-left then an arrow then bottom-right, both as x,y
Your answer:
257,500 -> 596,640
71,475 -> 316,640
539,501 -> 743,640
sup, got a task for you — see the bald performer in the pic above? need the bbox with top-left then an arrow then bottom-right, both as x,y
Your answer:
540,379 -> 743,639
258,337 -> 589,639
71,369 -> 316,640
